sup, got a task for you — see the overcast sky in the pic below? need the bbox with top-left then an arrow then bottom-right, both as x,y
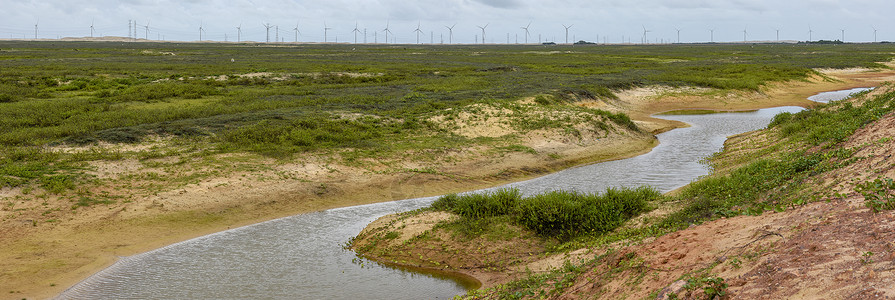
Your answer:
0,0 -> 892,44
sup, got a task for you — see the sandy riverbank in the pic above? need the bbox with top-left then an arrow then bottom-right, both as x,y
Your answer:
1,66 -> 893,299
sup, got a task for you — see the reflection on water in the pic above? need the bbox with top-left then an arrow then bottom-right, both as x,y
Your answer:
61,101 -> 836,299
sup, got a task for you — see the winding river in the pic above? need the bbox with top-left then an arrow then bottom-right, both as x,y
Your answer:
57,88 -> 869,299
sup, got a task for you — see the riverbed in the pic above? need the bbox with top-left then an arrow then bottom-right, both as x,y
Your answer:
58,89 -> 867,299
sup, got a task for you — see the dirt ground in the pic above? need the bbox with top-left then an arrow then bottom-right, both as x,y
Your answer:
2,66 -> 894,299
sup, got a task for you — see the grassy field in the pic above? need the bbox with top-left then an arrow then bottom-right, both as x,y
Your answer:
1,41 -> 894,196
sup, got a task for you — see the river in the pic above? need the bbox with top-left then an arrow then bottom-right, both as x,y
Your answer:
57,88 -> 869,299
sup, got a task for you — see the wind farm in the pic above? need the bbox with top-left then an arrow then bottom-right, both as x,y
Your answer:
2,17 -> 888,45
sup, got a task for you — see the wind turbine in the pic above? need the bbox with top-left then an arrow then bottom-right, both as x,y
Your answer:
563,24 -> 574,44
743,26 -> 747,43
476,23 -> 488,44
90,19 -> 95,38
383,21 -> 392,44
264,23 -> 273,42
236,24 -> 242,42
414,22 -> 423,44
324,21 -> 332,43
352,22 -> 360,44
774,28 -> 780,41
709,28 -> 715,43
34,19 -> 38,39
841,29 -> 845,42
144,20 -> 150,40
521,22 -> 531,44
873,26 -> 878,42
199,22 -> 204,41
444,23 -> 456,44
294,21 -> 301,43
808,25 -> 813,42
675,27 -> 681,43
641,25 -> 650,44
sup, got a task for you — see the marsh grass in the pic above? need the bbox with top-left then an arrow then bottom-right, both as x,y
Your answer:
431,187 -> 659,241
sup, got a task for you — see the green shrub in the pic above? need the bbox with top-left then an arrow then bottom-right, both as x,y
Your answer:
431,188 -> 522,219
515,187 -> 655,239
432,187 -> 658,241
856,177 -> 895,212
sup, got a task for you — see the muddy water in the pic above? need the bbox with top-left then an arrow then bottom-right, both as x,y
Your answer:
59,90 -> 858,299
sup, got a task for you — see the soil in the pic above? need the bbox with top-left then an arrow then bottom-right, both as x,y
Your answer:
2,66 -> 894,299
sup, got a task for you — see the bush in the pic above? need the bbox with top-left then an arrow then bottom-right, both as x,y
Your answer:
856,177 -> 895,212
515,187 -> 655,239
431,188 -> 521,219
432,187 -> 658,241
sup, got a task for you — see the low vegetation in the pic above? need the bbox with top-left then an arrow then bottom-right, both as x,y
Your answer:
431,187 -> 659,241
2,42 -> 895,196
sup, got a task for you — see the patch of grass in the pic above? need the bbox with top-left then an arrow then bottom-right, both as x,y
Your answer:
431,187 -> 659,241
39,174 -> 75,194
768,87 -> 895,146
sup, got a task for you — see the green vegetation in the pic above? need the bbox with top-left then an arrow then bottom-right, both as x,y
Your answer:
682,273 -> 729,299
1,41 -> 894,195
856,177 -> 895,212
431,187 -> 659,241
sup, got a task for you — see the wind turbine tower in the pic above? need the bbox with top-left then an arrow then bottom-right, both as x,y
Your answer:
352,22 -> 360,44
808,25 -> 813,42
444,23 -> 456,44
324,21 -> 332,43
90,20 -> 95,38
34,19 -> 38,39
383,21 -> 392,44
264,23 -> 273,42
563,24 -> 574,44
144,21 -> 150,40
873,26 -> 878,42
237,24 -> 242,42
476,24 -> 488,44
675,27 -> 681,43
709,28 -> 715,43
641,25 -> 650,44
199,23 -> 204,41
743,27 -> 747,43
841,29 -> 845,42
521,22 -> 531,44
414,22 -> 423,44
775,28 -> 780,41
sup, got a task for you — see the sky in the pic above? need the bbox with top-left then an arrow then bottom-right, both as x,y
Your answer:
0,0 -> 892,44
